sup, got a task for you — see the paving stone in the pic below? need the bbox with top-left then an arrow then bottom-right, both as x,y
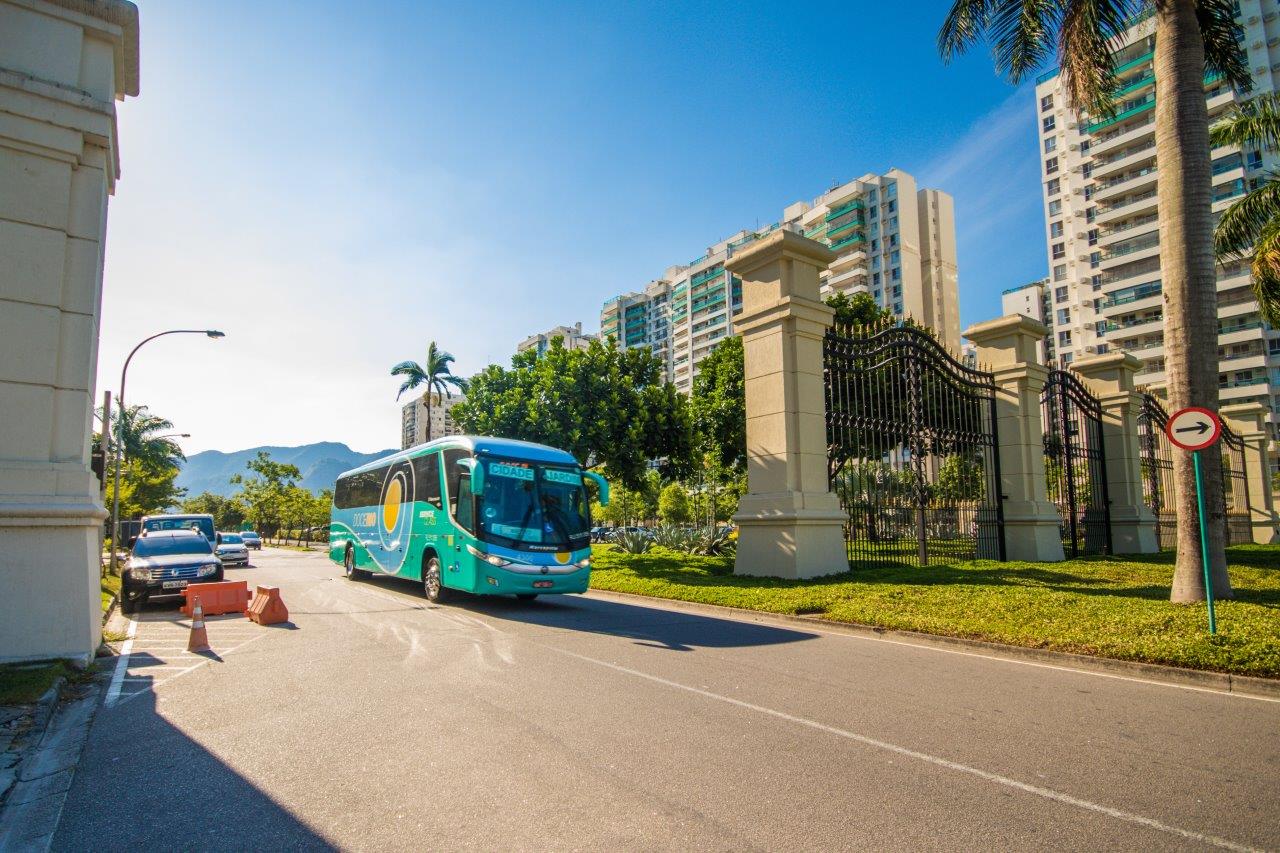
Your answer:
6,769 -> 73,806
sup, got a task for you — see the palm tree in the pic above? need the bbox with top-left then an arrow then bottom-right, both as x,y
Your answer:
939,0 -> 1249,602
110,405 -> 185,470
1211,93 -> 1280,325
392,342 -> 468,443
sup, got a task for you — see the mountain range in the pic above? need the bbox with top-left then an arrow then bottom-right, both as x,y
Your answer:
176,442 -> 396,497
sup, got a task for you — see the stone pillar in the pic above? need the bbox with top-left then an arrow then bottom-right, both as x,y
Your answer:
963,316 -> 1065,562
0,1 -> 139,663
726,230 -> 848,579
1072,353 -> 1159,554
1219,403 -> 1279,545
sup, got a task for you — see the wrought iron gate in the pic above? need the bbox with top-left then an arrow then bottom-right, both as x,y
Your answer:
1041,368 -> 1111,557
1221,422 -> 1254,546
824,321 -> 1005,566
1137,393 -> 1176,548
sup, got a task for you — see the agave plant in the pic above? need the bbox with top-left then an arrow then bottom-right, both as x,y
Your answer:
612,529 -> 652,555
651,524 -> 693,551
689,526 -> 735,557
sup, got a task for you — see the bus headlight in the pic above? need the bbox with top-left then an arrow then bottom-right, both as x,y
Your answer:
466,544 -> 511,567
576,557 -> 591,568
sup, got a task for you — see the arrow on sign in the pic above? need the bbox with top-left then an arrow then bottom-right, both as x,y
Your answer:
1175,422 -> 1211,436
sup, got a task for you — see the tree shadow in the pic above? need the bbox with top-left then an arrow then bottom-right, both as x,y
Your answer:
51,676 -> 336,851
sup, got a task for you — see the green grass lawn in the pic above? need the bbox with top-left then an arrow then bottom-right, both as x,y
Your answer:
0,660 -> 77,705
588,544 -> 1280,678
100,573 -> 120,614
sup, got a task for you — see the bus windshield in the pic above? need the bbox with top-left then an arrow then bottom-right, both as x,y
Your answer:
477,459 -> 590,550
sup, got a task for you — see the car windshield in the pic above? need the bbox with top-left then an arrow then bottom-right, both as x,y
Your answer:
242,532 -> 259,538
221,535 -> 243,544
477,459 -> 590,550
133,536 -> 213,557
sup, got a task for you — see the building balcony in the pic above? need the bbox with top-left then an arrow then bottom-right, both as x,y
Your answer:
826,218 -> 865,240
827,264 -> 868,290
829,249 -> 868,275
824,199 -> 865,221
1095,188 -> 1158,225
1092,165 -> 1158,203
1103,313 -> 1163,340
1086,94 -> 1155,135
1218,352 -> 1268,372
1221,377 -> 1270,397
1099,233 -> 1160,270
829,232 -> 867,252
1218,321 -> 1266,346
1090,140 -> 1156,181
1096,214 -> 1158,246
1090,114 -> 1155,157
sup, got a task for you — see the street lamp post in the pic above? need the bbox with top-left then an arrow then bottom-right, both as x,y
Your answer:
108,330 -> 224,575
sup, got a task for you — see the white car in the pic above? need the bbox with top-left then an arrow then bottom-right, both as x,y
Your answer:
215,533 -> 250,567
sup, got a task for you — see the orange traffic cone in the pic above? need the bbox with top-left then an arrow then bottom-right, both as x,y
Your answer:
187,597 -> 211,652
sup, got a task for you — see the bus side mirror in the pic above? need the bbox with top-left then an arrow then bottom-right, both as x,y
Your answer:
458,458 -> 483,495
584,471 -> 610,506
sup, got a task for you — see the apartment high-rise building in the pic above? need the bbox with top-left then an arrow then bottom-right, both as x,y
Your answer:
600,168 -> 960,393
401,392 -> 465,450
517,322 -> 597,357
1001,277 -> 1055,363
1033,3 -> 1280,417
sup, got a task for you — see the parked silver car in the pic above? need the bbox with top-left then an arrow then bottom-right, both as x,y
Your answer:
215,532 -> 251,566
239,531 -> 262,550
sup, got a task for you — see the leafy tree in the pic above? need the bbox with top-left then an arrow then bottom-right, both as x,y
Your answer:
690,336 -> 746,479
1211,93 -> 1280,325
230,451 -> 302,536
936,454 -> 986,502
826,291 -> 894,327
454,338 -> 694,489
107,404 -> 185,471
937,0 -> 1249,602
391,341 -> 468,443
107,459 -> 184,519
658,482 -> 691,524
181,491 -> 247,530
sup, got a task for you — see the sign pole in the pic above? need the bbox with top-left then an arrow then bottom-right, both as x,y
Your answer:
1191,450 -> 1217,635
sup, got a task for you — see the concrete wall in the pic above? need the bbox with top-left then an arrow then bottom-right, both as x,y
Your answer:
0,0 -> 139,664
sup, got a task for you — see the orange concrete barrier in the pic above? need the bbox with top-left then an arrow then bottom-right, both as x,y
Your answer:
247,585 -> 289,626
181,581 -> 250,617
187,598 -> 211,652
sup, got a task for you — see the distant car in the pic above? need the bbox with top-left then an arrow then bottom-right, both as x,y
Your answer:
614,526 -> 650,539
239,531 -> 262,550
590,526 -> 609,543
215,533 -> 251,567
138,513 -> 216,547
122,530 -> 223,614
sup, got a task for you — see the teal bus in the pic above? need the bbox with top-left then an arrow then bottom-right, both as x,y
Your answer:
328,436 -> 609,602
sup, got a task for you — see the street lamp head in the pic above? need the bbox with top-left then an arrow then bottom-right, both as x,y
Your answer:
206,330 -> 226,339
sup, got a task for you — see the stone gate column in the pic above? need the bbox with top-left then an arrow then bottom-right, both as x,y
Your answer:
1073,353 -> 1159,554
963,316 -> 1065,562
0,0 -> 139,663
1219,402 -> 1279,545
725,230 -> 848,579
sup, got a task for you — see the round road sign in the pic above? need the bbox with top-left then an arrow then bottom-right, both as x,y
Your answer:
1166,406 -> 1221,452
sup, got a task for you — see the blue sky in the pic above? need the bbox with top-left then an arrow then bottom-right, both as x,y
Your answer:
97,0 -> 1048,454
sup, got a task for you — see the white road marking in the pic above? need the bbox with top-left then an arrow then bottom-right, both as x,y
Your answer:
109,632 -> 271,709
552,646 -> 1263,853
103,615 -> 138,707
585,591 -> 1280,704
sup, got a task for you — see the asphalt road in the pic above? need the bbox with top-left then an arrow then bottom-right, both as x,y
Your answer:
53,548 -> 1280,851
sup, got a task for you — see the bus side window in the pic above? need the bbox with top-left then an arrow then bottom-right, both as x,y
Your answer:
442,448 -> 469,516
412,453 -> 442,509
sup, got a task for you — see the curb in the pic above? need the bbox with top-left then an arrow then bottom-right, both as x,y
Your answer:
0,678 -> 103,851
584,588 -> 1280,701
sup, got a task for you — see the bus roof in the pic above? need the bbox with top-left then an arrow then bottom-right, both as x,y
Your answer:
335,435 -> 580,479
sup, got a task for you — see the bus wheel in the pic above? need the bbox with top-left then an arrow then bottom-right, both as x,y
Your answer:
516,594 -> 538,601
344,548 -> 370,581
423,555 -> 450,603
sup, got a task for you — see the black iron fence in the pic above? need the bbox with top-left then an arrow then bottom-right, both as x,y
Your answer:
824,321 -> 1005,566
1138,393 -> 1253,548
1042,368 -> 1111,557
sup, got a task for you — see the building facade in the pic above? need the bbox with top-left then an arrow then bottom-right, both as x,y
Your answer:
516,322 -> 597,357
1033,3 -> 1280,420
600,168 -> 960,393
401,393 -> 465,449
1000,277 -> 1055,363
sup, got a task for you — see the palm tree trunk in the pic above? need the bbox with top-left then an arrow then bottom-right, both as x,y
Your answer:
1156,0 -> 1233,601
423,393 -> 433,443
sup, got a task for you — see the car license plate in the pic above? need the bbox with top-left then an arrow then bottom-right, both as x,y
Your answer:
162,580 -> 188,590
533,581 -> 553,588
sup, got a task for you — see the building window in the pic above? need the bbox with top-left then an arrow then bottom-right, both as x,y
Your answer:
892,285 -> 902,297
869,206 -> 878,219
1057,308 -> 1071,325
1041,94 -> 1054,111
1045,156 -> 1059,175
887,199 -> 897,213
889,216 -> 897,230
1046,178 -> 1060,196
1045,137 -> 1057,153
1055,286 -> 1069,303
1052,242 -> 1065,259
868,188 -> 878,202
1087,229 -> 1098,246
1080,140 -> 1090,154
871,239 -> 879,252
1058,331 -> 1072,346
1090,251 -> 1101,268
1050,221 -> 1064,238
891,267 -> 901,281
1053,264 -> 1067,281
894,301 -> 903,313
872,272 -> 881,286
1084,185 -> 1093,200
1096,321 -> 1109,335
1082,163 -> 1092,179
1086,206 -> 1096,223
890,249 -> 900,265
1043,115 -> 1056,132
886,182 -> 897,199
889,233 -> 898,247
1091,275 -> 1102,290
1048,199 -> 1063,216
1061,352 -> 1074,364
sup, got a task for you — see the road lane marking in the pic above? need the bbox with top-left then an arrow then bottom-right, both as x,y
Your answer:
109,632 -> 271,709
552,646 -> 1262,852
585,591 -> 1280,704
104,615 -> 138,707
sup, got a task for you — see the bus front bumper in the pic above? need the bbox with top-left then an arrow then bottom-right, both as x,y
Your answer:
478,565 -> 590,596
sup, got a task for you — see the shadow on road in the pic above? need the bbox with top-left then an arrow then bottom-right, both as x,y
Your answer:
52,674 -> 336,852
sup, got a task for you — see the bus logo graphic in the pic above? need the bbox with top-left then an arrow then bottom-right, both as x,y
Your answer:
554,552 -> 571,565
382,477 -> 402,531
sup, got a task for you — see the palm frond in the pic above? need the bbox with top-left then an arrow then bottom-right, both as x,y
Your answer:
1213,173 -> 1280,257
1196,0 -> 1251,94
390,360 -> 423,377
938,0 -> 996,62
1210,93 -> 1280,151
395,376 -> 422,400
1248,219 -> 1280,328
1059,0 -> 1136,118
989,0 -> 1062,82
